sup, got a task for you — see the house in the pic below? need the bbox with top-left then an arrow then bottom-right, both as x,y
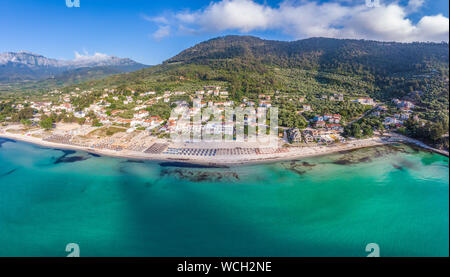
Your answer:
258,94 -> 271,100
130,119 -> 145,127
173,100 -> 189,107
303,134 -> 314,143
192,99 -> 204,108
111,110 -> 123,116
74,111 -> 86,118
132,119 -> 159,128
134,105 -> 148,111
259,101 -> 272,108
334,93 -> 344,101
99,118 -> 111,124
393,99 -> 415,109
323,114 -> 341,123
302,130 -> 316,143
303,105 -> 312,112
115,118 -> 132,125
134,110 -> 149,119
356,97 -> 375,106
313,115 -> 324,122
326,124 -> 343,132
140,91 -> 156,96
323,114 -> 333,121
204,86 -> 221,91
287,128 -> 302,143
400,113 -> 410,120
384,117 -> 402,125
315,121 -> 326,128
332,114 -> 341,123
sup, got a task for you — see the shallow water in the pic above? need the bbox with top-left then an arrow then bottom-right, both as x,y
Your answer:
0,138 -> 448,257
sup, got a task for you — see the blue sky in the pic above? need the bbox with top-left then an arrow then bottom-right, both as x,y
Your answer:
1,0 -> 448,65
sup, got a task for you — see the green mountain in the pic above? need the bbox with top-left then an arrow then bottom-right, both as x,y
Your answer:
65,36 -> 448,119
67,36 -> 446,87
167,35 -> 448,74
0,66 -> 150,95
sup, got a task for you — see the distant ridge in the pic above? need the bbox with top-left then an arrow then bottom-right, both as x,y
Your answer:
0,51 -> 149,83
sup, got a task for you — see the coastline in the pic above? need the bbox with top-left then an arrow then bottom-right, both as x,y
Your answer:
1,131 -> 447,166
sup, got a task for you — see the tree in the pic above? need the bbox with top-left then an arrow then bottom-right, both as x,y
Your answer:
77,117 -> 86,126
351,123 -> 362,138
92,119 -> 103,127
20,119 -> 32,126
362,125 -> 374,137
87,110 -> 97,120
39,117 -> 54,130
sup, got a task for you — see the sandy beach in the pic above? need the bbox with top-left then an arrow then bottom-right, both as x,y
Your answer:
1,121 -> 448,166
2,127 -> 430,166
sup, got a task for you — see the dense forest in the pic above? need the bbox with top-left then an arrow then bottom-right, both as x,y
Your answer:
59,35 -> 447,102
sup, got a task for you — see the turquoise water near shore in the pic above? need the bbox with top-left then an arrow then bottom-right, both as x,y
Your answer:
0,138 -> 448,257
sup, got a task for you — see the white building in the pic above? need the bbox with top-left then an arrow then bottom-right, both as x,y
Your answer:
134,110 -> 149,119
74,111 -> 86,118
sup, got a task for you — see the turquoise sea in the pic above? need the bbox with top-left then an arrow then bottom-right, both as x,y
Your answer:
0,138 -> 448,257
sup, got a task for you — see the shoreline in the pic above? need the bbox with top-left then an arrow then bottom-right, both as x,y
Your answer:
0,131 -> 447,166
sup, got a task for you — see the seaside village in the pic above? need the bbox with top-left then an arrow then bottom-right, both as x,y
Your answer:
0,85 -> 421,158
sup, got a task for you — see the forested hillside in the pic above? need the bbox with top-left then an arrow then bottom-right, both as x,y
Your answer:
62,36 -> 448,124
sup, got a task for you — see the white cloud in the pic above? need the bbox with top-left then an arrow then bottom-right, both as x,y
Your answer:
191,0 -> 274,32
407,0 -> 425,12
343,4 -> 449,42
145,0 -> 449,43
415,14 -> 450,42
74,51 -> 110,62
152,25 -> 171,40
273,1 -> 359,38
343,4 -> 417,41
